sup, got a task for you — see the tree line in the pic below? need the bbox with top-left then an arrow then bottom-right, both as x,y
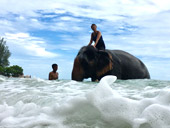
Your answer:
0,37 -> 23,77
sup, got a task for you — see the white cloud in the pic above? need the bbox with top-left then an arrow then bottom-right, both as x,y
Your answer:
60,16 -> 82,22
106,36 -> 170,58
0,0 -> 168,22
6,33 -> 29,39
4,33 -> 58,58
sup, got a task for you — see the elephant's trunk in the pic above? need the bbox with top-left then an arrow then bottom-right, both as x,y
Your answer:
71,57 -> 84,81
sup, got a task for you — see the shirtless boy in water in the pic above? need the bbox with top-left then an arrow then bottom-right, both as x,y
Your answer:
49,64 -> 59,80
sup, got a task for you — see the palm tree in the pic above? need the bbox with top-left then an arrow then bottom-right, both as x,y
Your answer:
0,37 -> 11,67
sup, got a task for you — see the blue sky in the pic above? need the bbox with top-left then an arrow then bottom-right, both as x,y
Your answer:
0,0 -> 170,80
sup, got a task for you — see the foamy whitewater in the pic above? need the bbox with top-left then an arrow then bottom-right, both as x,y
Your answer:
0,75 -> 170,128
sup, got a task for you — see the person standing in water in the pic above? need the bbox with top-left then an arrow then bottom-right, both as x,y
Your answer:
49,64 -> 59,80
88,24 -> 106,50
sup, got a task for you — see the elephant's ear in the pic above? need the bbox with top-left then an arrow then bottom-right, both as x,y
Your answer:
96,51 -> 113,77
72,57 -> 84,81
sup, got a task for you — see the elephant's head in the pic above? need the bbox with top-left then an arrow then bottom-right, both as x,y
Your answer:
72,46 -> 113,81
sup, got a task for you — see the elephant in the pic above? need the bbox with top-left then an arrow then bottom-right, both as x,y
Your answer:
72,46 -> 150,81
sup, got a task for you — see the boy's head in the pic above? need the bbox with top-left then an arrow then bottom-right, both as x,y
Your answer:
91,24 -> 97,31
52,64 -> 58,71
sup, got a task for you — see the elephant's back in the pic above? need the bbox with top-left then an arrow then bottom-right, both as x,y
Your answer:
109,50 -> 136,59
107,49 -> 140,64
107,49 -> 150,79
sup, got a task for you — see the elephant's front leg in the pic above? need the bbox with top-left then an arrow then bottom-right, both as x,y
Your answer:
91,77 -> 99,82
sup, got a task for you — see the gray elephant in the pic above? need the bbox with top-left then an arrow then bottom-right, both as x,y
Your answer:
72,46 -> 150,81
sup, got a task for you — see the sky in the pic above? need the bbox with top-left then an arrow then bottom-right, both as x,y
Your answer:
0,0 -> 170,80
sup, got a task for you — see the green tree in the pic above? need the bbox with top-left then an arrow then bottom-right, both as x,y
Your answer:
0,65 -> 23,77
0,38 -> 11,67
9,65 -> 23,77
0,66 -> 5,75
4,67 -> 11,77
0,38 -> 24,78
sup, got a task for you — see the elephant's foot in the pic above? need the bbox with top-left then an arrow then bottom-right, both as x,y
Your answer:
91,77 -> 99,82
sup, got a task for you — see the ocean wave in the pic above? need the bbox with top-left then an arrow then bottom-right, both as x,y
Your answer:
0,76 -> 170,128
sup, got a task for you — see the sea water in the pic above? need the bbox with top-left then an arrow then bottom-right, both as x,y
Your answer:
0,75 -> 170,128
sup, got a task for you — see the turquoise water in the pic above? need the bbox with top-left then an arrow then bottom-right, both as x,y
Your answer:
0,75 -> 170,128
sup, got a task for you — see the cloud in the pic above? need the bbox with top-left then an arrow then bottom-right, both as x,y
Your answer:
59,16 -> 82,22
1,0 -> 170,22
4,33 -> 58,58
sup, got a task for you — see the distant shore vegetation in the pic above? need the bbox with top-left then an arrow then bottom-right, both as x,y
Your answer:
0,65 -> 23,77
0,37 -> 24,77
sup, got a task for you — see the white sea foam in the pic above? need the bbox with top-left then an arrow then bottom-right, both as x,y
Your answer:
0,75 -> 170,128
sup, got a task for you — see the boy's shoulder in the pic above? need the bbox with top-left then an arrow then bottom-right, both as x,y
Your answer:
49,71 -> 58,74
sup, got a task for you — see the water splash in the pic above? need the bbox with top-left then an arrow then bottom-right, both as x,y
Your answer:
0,75 -> 170,128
